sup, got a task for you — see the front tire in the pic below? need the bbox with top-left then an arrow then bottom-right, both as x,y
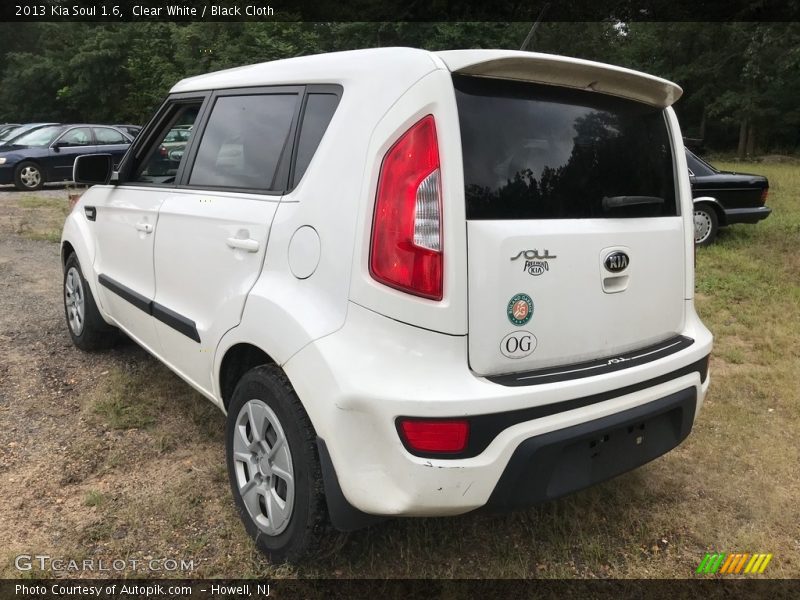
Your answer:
63,253 -> 117,350
694,203 -> 719,246
226,365 -> 326,563
14,161 -> 45,191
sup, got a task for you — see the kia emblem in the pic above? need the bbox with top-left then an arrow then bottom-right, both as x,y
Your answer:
604,251 -> 629,273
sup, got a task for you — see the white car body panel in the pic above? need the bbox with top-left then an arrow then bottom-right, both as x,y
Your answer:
90,185 -> 164,351
152,189 -> 279,396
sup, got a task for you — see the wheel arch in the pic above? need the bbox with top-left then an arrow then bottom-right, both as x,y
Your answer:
60,212 -> 105,311
218,342 -> 276,412
693,196 -> 727,226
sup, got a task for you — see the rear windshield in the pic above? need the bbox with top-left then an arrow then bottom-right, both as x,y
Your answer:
454,76 -> 677,220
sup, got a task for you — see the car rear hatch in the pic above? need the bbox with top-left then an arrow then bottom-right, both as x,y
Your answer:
439,51 -> 687,378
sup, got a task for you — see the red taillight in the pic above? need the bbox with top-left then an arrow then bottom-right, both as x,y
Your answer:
398,418 -> 469,454
159,145 -> 167,157
760,188 -> 769,205
370,115 -> 443,301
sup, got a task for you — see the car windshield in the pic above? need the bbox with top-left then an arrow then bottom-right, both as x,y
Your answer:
9,126 -> 63,147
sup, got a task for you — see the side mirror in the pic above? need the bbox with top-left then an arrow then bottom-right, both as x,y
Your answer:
74,154 -> 113,185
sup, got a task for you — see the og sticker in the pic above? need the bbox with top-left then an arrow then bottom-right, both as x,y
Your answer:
500,331 -> 537,359
507,293 -> 534,326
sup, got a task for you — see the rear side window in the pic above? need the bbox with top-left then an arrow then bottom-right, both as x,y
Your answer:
685,150 -> 716,177
292,93 -> 340,185
93,127 -> 128,145
454,76 -> 677,220
189,93 -> 298,191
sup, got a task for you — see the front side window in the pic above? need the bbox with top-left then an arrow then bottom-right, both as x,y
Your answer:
188,93 -> 298,191
134,103 -> 201,185
455,76 -> 678,220
56,127 -> 92,147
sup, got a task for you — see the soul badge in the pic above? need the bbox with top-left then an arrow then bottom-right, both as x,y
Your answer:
510,249 -> 557,277
507,293 -> 534,326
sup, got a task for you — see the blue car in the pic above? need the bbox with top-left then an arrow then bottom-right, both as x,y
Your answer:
0,124 -> 132,190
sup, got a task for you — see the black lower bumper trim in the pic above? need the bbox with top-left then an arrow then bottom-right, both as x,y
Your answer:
486,387 -> 696,511
724,206 -> 772,224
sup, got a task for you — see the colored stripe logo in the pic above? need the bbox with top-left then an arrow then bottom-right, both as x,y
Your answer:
696,553 -> 773,574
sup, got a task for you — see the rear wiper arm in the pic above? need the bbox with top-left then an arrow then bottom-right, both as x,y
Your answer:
602,195 -> 664,210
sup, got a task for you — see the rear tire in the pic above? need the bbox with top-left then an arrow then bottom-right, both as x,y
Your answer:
693,203 -> 719,246
63,253 -> 117,350
14,161 -> 45,191
226,365 -> 326,563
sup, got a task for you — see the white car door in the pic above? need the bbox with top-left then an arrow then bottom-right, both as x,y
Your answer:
92,96 -> 208,354
151,88 -> 303,396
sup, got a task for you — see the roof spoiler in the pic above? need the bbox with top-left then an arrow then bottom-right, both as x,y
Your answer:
435,50 -> 682,108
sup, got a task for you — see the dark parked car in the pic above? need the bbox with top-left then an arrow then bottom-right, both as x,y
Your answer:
686,149 -> 771,245
0,122 -> 59,144
0,124 -> 132,190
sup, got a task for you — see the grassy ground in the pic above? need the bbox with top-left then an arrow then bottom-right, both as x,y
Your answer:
13,195 -> 71,242
1,163 -> 798,579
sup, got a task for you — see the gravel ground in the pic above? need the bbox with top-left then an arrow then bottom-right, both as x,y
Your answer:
0,185 -> 193,573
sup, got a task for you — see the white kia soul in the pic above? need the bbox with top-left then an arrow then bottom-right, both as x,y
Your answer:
62,48 -> 713,561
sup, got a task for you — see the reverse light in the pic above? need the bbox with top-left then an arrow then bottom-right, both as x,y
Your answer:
398,418 -> 469,454
370,115 -> 443,300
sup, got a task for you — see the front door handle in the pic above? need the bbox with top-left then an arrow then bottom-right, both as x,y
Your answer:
135,222 -> 153,234
226,237 -> 259,252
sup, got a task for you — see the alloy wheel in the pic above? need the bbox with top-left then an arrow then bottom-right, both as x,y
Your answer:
19,165 -> 41,189
64,267 -> 85,336
233,399 -> 295,536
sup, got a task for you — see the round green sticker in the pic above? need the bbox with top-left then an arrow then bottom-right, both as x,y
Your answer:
507,293 -> 534,326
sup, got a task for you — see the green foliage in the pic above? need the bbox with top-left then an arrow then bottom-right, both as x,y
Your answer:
0,22 -> 798,153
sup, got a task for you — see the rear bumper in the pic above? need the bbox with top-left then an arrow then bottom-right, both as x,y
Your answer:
724,206 -> 771,224
486,386 -> 696,510
283,301 -> 712,519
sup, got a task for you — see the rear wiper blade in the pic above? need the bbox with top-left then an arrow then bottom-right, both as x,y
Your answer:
602,196 -> 664,210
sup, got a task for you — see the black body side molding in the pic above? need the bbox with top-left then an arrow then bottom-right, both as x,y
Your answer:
98,274 -> 200,343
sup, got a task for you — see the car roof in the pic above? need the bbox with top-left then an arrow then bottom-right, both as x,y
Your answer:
170,47 -> 682,108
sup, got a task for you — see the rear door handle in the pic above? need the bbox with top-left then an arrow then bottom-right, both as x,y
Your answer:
226,237 -> 259,252
135,222 -> 153,234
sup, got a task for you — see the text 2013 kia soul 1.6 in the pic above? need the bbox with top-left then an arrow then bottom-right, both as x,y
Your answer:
62,48 -> 712,561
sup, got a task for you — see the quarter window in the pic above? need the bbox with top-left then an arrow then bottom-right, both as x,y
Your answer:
292,93 -> 340,185
188,93 -> 298,191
